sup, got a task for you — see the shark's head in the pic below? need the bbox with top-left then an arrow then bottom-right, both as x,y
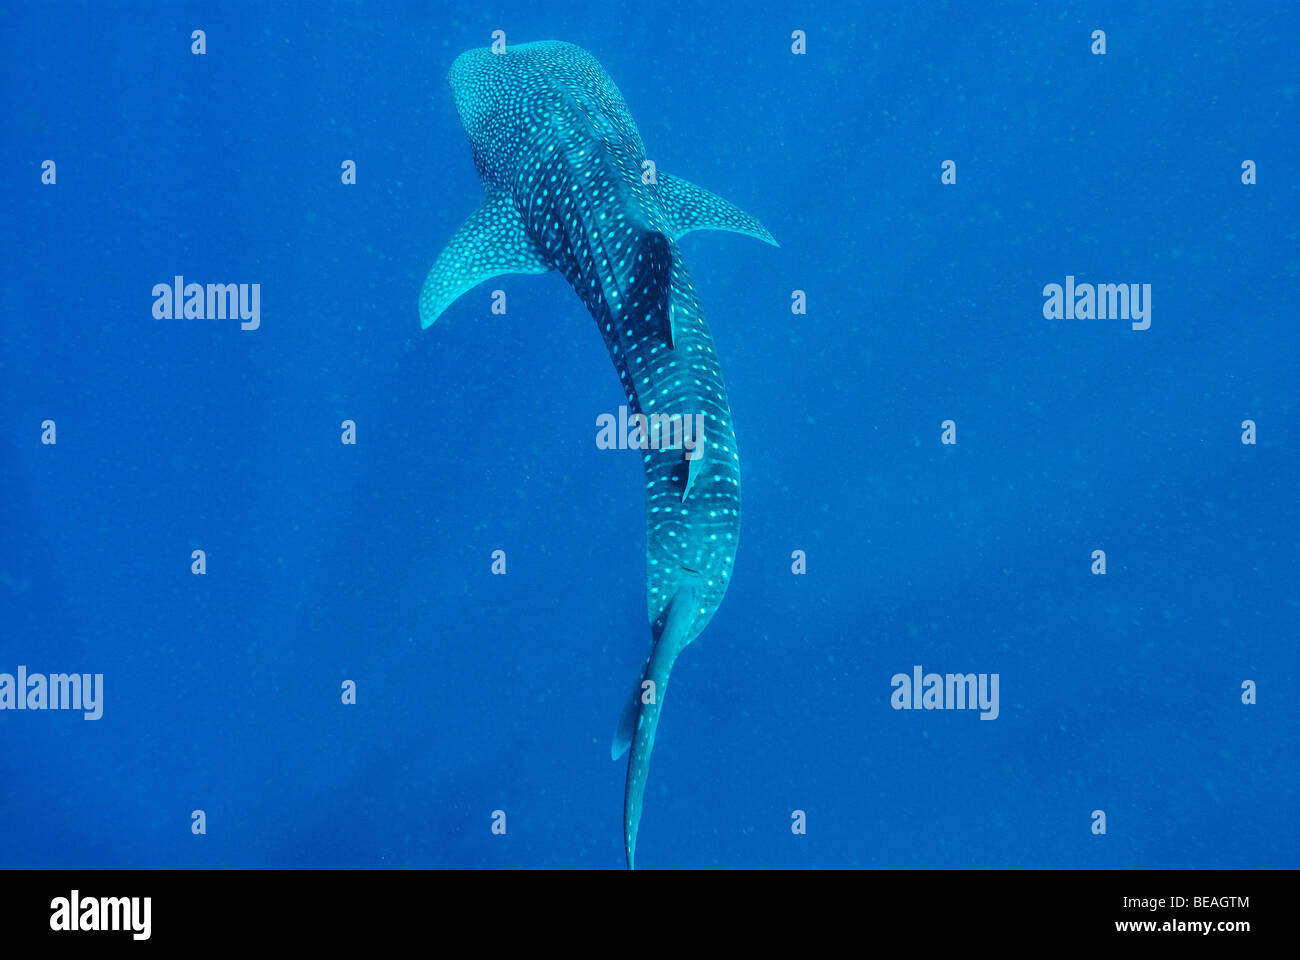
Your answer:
446,41 -> 594,152
445,46 -> 503,150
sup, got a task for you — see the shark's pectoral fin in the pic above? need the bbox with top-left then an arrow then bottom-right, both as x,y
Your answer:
419,194 -> 551,329
656,173 -> 779,247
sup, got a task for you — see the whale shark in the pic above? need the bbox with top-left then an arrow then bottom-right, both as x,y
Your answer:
420,40 -> 777,869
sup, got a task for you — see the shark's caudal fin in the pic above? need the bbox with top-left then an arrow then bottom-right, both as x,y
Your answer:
611,680 -> 641,762
419,194 -> 551,328
619,576 -> 703,870
655,173 -> 780,248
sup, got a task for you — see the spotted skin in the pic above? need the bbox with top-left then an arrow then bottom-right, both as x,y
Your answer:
421,41 -> 776,869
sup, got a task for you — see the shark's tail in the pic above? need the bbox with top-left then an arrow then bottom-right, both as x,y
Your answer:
613,577 -> 702,869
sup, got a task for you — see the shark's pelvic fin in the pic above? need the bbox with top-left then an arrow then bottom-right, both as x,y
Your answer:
622,576 -> 703,870
656,173 -> 779,247
419,194 -> 551,329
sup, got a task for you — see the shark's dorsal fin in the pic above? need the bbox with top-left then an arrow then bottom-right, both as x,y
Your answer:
656,173 -> 779,247
609,230 -> 675,348
419,194 -> 551,329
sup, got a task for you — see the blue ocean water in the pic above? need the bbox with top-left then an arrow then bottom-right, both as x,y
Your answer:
1,1 -> 1296,870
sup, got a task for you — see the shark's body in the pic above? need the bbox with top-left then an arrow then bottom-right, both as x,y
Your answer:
420,40 -> 776,868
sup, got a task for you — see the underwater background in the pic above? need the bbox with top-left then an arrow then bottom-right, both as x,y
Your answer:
1,1 -> 1296,869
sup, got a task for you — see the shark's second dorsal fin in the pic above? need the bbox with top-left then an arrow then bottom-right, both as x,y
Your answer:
656,173 -> 779,247
682,448 -> 704,503
419,194 -> 551,329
